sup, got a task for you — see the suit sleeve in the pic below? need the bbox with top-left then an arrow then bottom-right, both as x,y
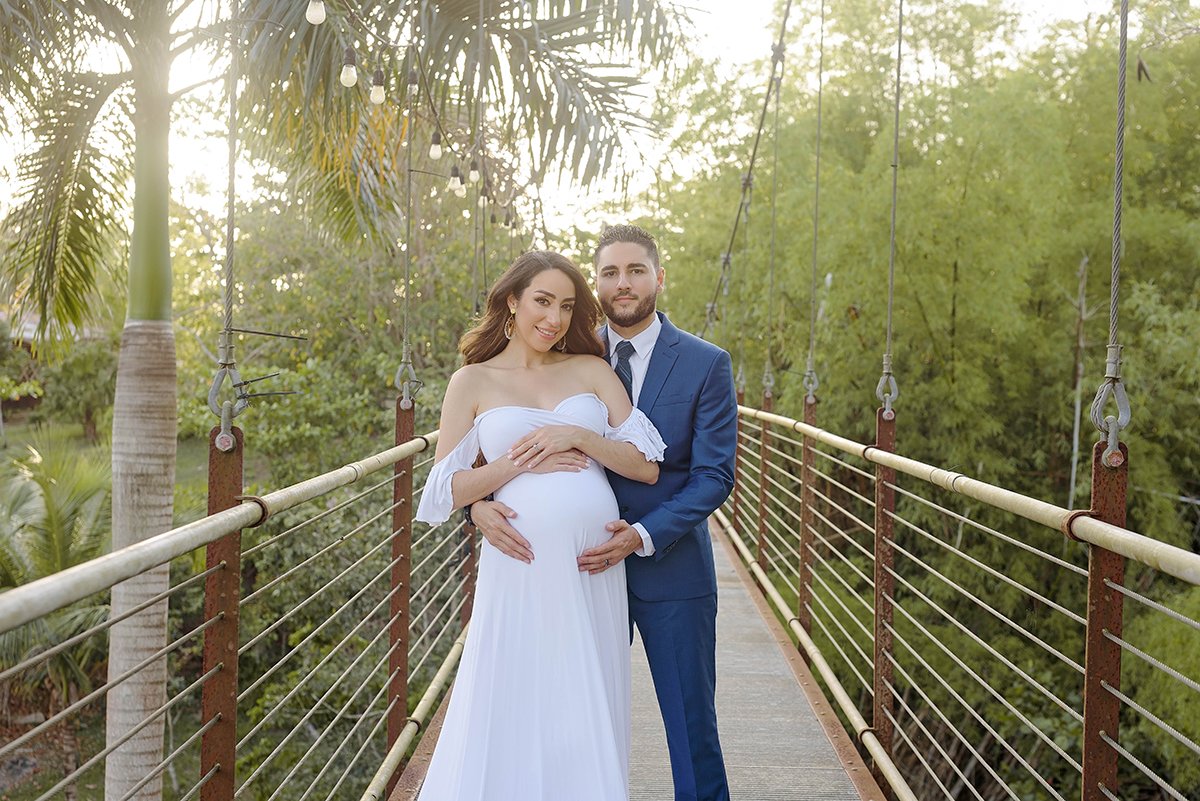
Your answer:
637,349 -> 737,559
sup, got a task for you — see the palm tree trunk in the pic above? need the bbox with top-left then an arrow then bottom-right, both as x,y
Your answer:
104,12 -> 175,801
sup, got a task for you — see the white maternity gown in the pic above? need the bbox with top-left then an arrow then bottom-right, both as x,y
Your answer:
413,392 -> 666,801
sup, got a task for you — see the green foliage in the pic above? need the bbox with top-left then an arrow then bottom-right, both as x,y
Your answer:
36,333 -> 118,444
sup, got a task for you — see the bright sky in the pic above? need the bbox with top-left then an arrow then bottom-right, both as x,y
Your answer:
0,0 -> 1111,232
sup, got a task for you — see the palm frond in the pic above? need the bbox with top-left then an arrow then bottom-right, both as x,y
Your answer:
0,71 -> 133,346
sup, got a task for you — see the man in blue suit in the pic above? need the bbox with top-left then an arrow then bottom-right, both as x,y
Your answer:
471,224 -> 738,801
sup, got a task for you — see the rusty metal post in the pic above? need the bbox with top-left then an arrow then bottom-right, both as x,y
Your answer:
798,396 -> 817,632
756,388 -> 773,573
387,398 -> 415,793
201,426 -> 243,801
872,408 -> 897,777
1080,441 -> 1128,801
732,386 -> 745,536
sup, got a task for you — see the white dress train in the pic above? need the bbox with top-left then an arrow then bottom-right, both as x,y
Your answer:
413,392 -> 666,801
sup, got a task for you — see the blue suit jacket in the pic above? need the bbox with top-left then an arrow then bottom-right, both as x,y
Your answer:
604,313 -> 738,601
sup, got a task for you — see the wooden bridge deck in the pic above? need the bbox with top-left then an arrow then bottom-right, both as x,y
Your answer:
628,530 -> 883,801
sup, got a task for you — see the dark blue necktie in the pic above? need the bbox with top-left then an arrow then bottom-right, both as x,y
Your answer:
614,340 -> 635,402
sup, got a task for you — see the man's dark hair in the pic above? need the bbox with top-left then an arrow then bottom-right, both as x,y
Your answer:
593,224 -> 661,272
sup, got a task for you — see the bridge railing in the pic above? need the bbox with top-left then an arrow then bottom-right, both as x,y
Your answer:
0,404 -> 475,801
724,401 -> 1200,801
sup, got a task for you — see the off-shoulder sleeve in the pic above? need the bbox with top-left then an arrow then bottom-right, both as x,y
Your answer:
415,424 -> 482,525
605,407 -> 667,462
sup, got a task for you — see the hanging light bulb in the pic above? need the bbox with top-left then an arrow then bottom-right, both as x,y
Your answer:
370,69 -> 385,104
454,181 -> 468,199
490,211 -> 498,225
428,130 -> 443,161
503,209 -> 512,228
450,165 -> 467,198
340,47 -> 358,88
468,159 -> 481,184
477,192 -> 488,210
305,0 -> 326,24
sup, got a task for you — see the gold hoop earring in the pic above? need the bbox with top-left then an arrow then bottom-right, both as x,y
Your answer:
503,313 -> 515,340
555,337 -> 567,352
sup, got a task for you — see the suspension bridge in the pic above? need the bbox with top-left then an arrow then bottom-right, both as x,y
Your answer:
3,0 -> 1198,800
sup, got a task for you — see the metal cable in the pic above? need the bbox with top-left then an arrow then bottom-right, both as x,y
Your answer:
767,427 -> 877,482
885,604 -> 1083,775
1102,629 -> 1200,694
876,0 -> 904,414
316,695 -> 400,801
411,523 -> 464,578
803,0 -> 826,401
410,573 -> 470,654
411,549 -> 467,613
763,49 -> 782,392
887,532 -> 1084,674
1098,783 -> 1122,801
301,694 -> 399,801
882,650 -> 1026,801
0,563 -> 221,683
884,698 -> 989,801
1100,730 -> 1187,801
411,515 -> 460,551
808,500 -> 876,560
885,564 -> 1083,721
700,0 -> 795,339
806,462 -> 876,509
805,599 -> 873,696
808,481 -> 876,539
806,542 -> 876,618
808,558 -> 874,641
266,663 -> 399,801
179,765 -> 220,801
241,498 -> 402,606
886,480 -> 1088,577
239,527 -> 403,657
31,664 -> 221,801
1088,0 -> 1132,464
115,715 -> 221,801
804,521 -> 876,586
242,474 -> 396,558
236,607 -> 406,791
238,574 -> 402,708
411,591 -> 470,675
808,585 -> 873,669
0,615 -> 221,760
886,507 -> 1086,627
1101,679 -> 1200,760
1104,578 -> 1200,633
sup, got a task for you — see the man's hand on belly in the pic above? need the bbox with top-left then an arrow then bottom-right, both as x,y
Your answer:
577,520 -> 642,575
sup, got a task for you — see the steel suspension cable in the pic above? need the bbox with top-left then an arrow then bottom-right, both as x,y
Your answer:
803,0 -> 827,402
1088,0 -> 1132,467
699,0 -> 795,340
876,0 -> 904,415
396,11 -> 421,405
763,56 -> 781,395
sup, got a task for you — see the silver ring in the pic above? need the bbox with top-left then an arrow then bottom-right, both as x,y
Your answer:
604,558 -> 610,567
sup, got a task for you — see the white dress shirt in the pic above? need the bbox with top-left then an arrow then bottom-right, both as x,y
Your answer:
606,315 -> 663,557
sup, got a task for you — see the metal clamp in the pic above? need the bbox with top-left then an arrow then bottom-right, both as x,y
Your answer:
208,365 -> 250,419
235,494 -> 272,527
802,357 -> 820,403
394,344 -> 423,411
1061,508 -> 1096,543
875,361 -> 899,420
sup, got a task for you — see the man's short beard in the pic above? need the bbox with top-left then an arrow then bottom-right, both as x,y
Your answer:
601,294 -> 657,328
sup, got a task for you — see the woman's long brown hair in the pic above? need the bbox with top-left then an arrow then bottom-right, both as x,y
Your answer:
459,251 -> 604,365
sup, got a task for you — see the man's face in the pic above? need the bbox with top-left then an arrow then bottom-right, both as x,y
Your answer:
595,241 -> 663,329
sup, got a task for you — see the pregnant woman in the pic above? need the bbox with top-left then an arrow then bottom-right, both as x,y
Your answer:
414,250 -> 666,800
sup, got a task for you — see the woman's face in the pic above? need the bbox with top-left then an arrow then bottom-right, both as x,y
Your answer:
509,268 -> 576,351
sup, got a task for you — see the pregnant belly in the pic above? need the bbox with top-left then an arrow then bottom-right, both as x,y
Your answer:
493,467 -> 620,552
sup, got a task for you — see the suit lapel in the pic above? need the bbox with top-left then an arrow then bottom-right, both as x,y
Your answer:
637,313 -> 680,413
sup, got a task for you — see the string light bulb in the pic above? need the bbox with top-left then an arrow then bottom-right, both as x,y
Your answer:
477,192 -> 488,210
339,47 -> 358,88
305,0 -> 326,24
490,211 -> 498,225
370,69 -> 385,104
468,159 -> 481,184
450,165 -> 467,198
503,210 -> 512,228
429,131 -> 443,160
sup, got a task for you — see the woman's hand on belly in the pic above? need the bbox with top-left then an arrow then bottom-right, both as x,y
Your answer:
525,448 -> 590,474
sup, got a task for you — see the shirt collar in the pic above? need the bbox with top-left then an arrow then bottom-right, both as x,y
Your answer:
607,313 -> 661,359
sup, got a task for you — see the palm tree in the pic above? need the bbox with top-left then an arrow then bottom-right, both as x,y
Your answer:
1,2 -> 683,798
0,439 -> 110,801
